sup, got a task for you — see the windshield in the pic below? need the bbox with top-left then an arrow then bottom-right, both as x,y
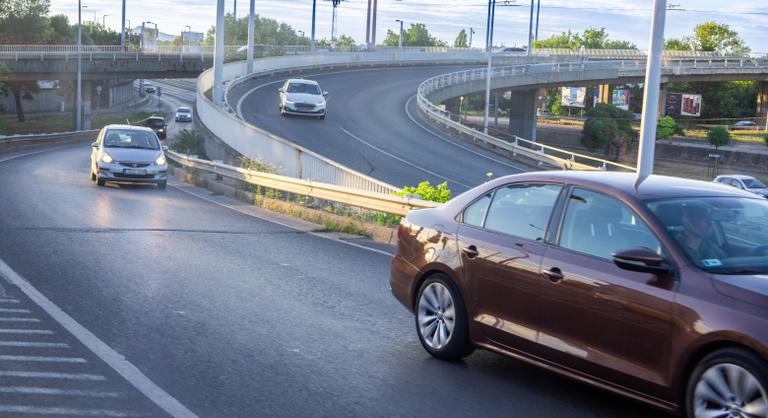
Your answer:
647,197 -> 768,274
103,129 -> 160,150
286,83 -> 321,95
742,178 -> 766,189
177,108 -> 191,113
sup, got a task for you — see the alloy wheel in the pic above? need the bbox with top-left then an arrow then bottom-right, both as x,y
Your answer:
417,282 -> 456,350
693,363 -> 768,418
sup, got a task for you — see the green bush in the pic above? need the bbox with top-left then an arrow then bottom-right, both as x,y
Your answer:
656,116 -> 685,139
763,133 -> 768,147
396,181 -> 452,203
707,126 -> 731,149
170,129 -> 207,158
581,103 -> 637,156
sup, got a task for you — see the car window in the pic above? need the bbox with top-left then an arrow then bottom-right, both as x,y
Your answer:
559,188 -> 661,260
462,193 -> 492,227
743,178 -> 766,189
103,129 -> 160,150
287,83 -> 321,95
483,184 -> 561,241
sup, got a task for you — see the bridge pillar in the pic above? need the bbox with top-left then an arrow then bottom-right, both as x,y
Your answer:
598,84 -> 611,104
508,89 -> 537,141
82,81 -> 92,130
757,81 -> 768,121
658,83 -> 667,117
443,97 -> 461,121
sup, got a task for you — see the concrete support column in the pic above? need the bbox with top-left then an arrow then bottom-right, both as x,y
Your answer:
659,83 -> 667,117
508,89 -> 538,141
82,81 -> 92,130
443,97 -> 461,121
598,84 -> 611,104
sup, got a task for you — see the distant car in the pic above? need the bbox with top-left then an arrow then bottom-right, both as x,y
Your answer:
537,109 -> 551,117
90,125 -> 168,189
175,107 -> 193,122
494,46 -> 526,55
145,116 -> 167,139
278,79 -> 327,119
144,84 -> 157,94
714,174 -> 768,198
731,120 -> 756,130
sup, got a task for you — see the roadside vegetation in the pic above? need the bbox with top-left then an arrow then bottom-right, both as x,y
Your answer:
170,129 -> 208,159
1,111 -> 163,135
707,126 -> 732,150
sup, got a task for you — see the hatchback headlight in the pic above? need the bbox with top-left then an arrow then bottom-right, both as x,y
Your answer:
101,153 -> 113,164
155,155 -> 166,166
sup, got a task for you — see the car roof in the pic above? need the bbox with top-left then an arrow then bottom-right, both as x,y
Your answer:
104,124 -> 154,132
718,174 -> 754,180
491,171 -> 755,201
286,78 -> 319,85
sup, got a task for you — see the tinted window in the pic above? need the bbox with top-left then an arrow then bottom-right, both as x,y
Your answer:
462,193 -> 491,227
483,184 -> 561,240
103,129 -> 160,150
560,188 -> 661,260
743,178 -> 766,189
287,83 -> 321,95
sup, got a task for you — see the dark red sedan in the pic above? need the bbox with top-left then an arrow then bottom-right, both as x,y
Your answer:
390,171 -> 768,418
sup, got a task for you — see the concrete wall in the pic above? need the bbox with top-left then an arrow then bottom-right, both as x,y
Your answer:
0,79 -> 136,115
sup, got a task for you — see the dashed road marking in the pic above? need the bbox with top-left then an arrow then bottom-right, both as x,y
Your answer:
0,317 -> 40,322
0,386 -> 121,398
0,341 -> 69,348
0,371 -> 106,381
0,308 -> 30,313
0,328 -> 53,335
0,355 -> 87,363
0,405 -> 142,417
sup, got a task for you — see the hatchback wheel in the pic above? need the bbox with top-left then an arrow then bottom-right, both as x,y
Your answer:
158,180 -> 167,190
96,178 -> 105,187
90,171 -> 96,181
687,348 -> 768,418
415,275 -> 474,360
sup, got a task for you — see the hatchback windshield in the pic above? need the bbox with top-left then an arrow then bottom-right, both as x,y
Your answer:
742,178 -> 766,189
103,129 -> 160,150
647,197 -> 768,274
287,83 -> 321,95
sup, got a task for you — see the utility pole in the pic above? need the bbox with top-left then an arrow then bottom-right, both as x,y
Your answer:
233,0 -> 237,18
213,0 -> 226,105
395,19 -> 404,48
371,0 -> 378,47
311,0 -> 317,51
102,14 -> 109,28
76,0 -> 82,131
534,0 -> 541,42
184,25 -> 191,53
483,0 -> 496,134
365,0 -> 372,47
635,0 -> 668,187
526,0 -> 534,56
120,0 -> 126,49
469,27 -> 475,48
247,0 -> 255,73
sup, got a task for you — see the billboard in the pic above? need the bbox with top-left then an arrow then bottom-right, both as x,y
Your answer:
665,93 -> 703,117
612,89 -> 630,111
182,31 -> 204,43
560,87 -> 586,108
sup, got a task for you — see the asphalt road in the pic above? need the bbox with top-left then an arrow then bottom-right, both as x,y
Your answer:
0,143 -> 676,418
229,66 -> 528,193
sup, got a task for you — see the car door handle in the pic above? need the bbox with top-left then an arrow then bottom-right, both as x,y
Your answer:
462,245 -> 479,259
543,268 -> 564,283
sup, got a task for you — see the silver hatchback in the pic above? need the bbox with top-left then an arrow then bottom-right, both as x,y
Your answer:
90,125 -> 168,189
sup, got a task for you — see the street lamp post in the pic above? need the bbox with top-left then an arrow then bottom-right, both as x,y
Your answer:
247,0 -> 255,73
76,0 -> 83,131
102,14 -> 110,28
526,0 -> 534,56
183,25 -> 191,54
120,0 -> 126,49
482,0 -> 496,134
469,27 -> 475,48
395,19 -> 404,48
213,0 -> 226,105
534,0 -> 541,42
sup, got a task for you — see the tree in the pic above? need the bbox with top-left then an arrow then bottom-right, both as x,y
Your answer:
656,116 -> 685,140
382,23 -> 446,47
205,13 -> 308,47
1,79 -> 39,122
665,38 -> 692,51
533,27 -> 635,50
0,0 -> 52,43
581,103 -> 637,161
669,80 -> 757,119
0,65 -> 7,134
707,126 -> 731,150
48,14 -> 74,43
666,22 -> 749,54
454,29 -> 468,48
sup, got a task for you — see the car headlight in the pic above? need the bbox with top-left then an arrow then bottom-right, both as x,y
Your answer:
101,153 -> 113,164
155,155 -> 166,166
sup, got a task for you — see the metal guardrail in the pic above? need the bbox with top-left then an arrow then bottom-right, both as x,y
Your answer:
0,130 -> 98,153
166,151 -> 439,216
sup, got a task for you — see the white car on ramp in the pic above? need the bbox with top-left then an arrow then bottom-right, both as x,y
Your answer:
278,79 -> 328,119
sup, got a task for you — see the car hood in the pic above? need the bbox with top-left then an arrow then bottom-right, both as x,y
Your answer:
285,93 -> 324,104
712,274 -> 768,309
103,148 -> 162,162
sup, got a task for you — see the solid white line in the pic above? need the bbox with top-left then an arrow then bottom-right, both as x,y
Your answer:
338,126 -> 472,189
0,341 -> 69,348
170,183 -> 393,257
0,355 -> 86,363
0,258 -> 198,418
0,405 -> 138,417
0,308 -> 31,313
0,386 -> 120,398
0,371 -> 105,381
0,299 -> 20,303
404,95 -> 525,172
0,317 -> 39,322
0,328 -> 53,334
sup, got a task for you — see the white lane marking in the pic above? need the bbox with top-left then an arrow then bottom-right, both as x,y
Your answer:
0,405 -> 139,417
0,328 -> 53,334
0,355 -> 86,363
0,386 -> 120,398
0,308 -> 30,313
0,299 -> 20,303
0,341 -> 69,348
0,258 -> 199,418
0,317 -> 40,322
404,95 -> 525,172
338,126 -> 472,189
170,184 -> 393,257
0,371 -> 105,381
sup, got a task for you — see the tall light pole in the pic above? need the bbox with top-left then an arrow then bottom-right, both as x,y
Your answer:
526,0 -> 534,56
365,0 -> 372,47
247,0 -> 255,73
534,0 -> 541,42
76,0 -> 83,131
311,0 -> 317,51
469,27 -> 475,48
102,14 -> 110,27
482,0 -> 496,134
371,0 -> 378,47
233,0 -> 237,18
120,0 -> 126,49
395,19 -> 404,48
183,25 -> 191,54
213,0 -> 226,105
635,0 -> 668,187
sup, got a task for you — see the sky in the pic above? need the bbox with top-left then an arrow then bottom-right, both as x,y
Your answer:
49,0 -> 767,52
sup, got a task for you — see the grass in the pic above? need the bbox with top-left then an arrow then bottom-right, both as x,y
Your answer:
679,129 -> 767,143
1,111 -> 165,135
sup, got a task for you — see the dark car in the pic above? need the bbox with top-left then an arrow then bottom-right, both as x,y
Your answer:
145,116 -> 167,139
390,171 -> 768,417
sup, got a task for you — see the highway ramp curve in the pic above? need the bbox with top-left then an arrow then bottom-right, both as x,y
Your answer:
228,65 -> 528,193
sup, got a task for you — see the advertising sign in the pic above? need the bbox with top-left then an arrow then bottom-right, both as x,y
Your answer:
182,31 -> 204,43
560,87 -> 586,108
665,93 -> 703,117
612,89 -> 630,111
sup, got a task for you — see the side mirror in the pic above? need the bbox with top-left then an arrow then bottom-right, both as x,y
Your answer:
612,247 -> 671,275
91,142 -> 99,148
162,145 -> 169,151
323,91 -> 329,96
